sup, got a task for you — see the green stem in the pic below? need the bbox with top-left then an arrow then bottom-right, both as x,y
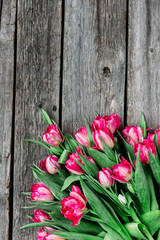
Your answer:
129,206 -> 141,223
60,143 -> 65,150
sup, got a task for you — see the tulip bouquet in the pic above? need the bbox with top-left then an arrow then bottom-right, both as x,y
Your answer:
21,109 -> 160,240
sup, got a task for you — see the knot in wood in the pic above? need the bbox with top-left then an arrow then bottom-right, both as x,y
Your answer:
103,66 -> 111,77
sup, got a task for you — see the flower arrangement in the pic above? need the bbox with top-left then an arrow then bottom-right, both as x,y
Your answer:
20,109 -> 160,240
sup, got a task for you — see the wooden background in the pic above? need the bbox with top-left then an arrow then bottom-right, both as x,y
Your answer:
0,0 -> 160,239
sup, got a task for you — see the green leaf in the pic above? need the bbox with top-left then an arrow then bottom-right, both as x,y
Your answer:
97,232 -> 106,238
135,150 -> 150,213
25,139 -> 63,156
77,153 -> 99,178
124,223 -> 147,239
94,111 -> 99,117
61,175 -> 83,191
116,131 -> 135,160
61,175 -> 79,191
154,132 -> 160,156
32,168 -> 68,200
84,115 -> 94,147
149,151 -> 160,185
80,178 -> 131,240
20,221 -> 56,230
87,148 -> 116,169
46,230 -> 103,240
40,108 -> 53,125
49,212 -> 103,235
100,137 -> 116,162
22,202 -> 61,212
58,149 -> 70,164
140,210 -> 160,236
32,166 -> 64,186
99,224 -> 124,240
85,175 -> 129,214
139,112 -> 147,139
144,167 -> 158,210
63,133 -> 78,153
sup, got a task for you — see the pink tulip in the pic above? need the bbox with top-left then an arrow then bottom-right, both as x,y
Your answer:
91,115 -> 120,134
40,155 -> 61,175
42,124 -> 64,147
31,209 -> 51,223
92,127 -> 114,150
65,146 -> 95,175
37,228 -> 65,240
112,157 -> 132,183
122,126 -> 144,146
31,182 -> 54,201
105,114 -> 121,134
74,127 -> 90,147
98,168 -> 114,188
91,116 -> 115,150
61,185 -> 87,226
133,139 -> 156,165
148,128 -> 160,145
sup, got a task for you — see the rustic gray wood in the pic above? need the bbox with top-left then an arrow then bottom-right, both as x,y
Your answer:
127,0 -> 160,128
62,0 -> 127,134
13,0 -> 62,239
0,0 -> 16,239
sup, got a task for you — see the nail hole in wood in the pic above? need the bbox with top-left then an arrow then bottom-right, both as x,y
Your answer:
52,105 -> 57,111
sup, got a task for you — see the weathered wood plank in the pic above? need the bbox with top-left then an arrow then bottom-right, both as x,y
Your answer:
127,0 -> 160,128
13,0 -> 62,239
0,0 -> 16,239
62,0 -> 127,134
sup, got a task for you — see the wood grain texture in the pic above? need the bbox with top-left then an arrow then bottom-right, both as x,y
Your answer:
127,0 -> 160,128
62,0 -> 127,134
13,0 -> 62,239
0,0 -> 16,239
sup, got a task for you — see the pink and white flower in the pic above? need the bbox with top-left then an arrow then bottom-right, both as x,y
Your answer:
31,209 -> 51,223
91,116 -> 116,150
74,127 -> 90,147
122,126 -> 144,146
40,155 -> 61,175
148,127 -> 160,145
65,146 -> 95,175
61,185 -> 87,226
37,228 -> 65,240
112,157 -> 132,183
42,124 -> 64,147
31,182 -> 54,201
133,139 -> 156,165
98,168 -> 114,188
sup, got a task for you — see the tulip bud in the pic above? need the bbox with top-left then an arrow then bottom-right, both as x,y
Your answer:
118,194 -> 127,205
37,228 -> 65,240
122,126 -> 144,146
65,146 -> 95,175
61,185 -> 87,226
42,124 -> 64,147
112,157 -> 132,183
91,115 -> 120,134
31,209 -> 51,223
148,128 -> 160,145
91,116 -> 115,150
74,127 -> 91,147
105,114 -> 121,134
133,139 -> 156,165
98,168 -> 114,188
92,128 -> 114,150
40,155 -> 61,175
31,182 -> 54,201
